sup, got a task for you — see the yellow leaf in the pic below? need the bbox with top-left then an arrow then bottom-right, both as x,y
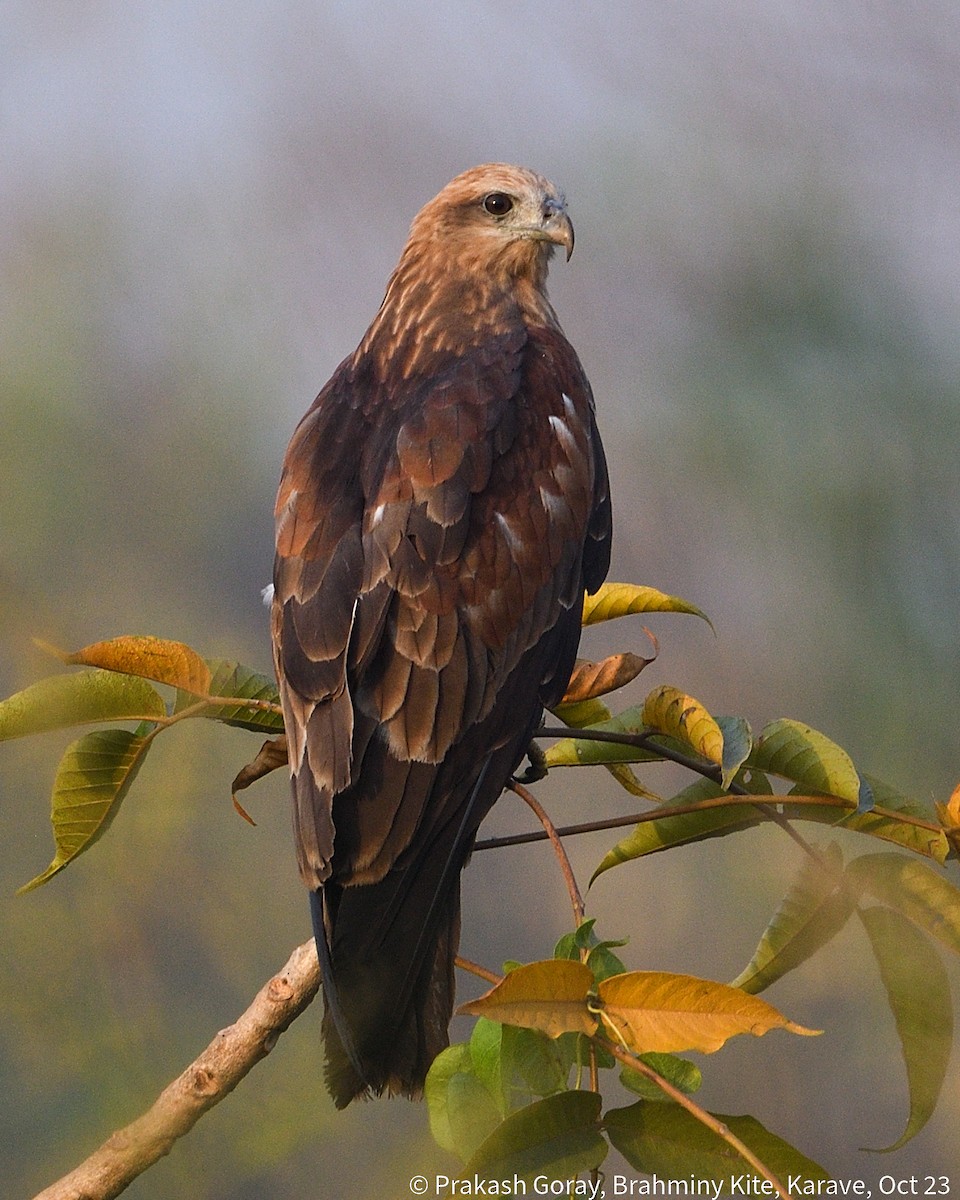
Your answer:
550,696 -> 612,728
456,960 -> 597,1038
751,718 -> 860,803
935,781 -> 960,857
945,781 -> 960,825
641,685 -> 723,767
52,635 -> 212,696
582,582 -> 712,629
596,971 -> 819,1055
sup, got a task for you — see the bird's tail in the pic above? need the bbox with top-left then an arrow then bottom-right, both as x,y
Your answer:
314,834 -> 466,1108
313,756 -> 498,1107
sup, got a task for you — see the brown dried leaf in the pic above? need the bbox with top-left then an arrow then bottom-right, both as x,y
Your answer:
561,644 -> 657,705
232,735 -> 288,817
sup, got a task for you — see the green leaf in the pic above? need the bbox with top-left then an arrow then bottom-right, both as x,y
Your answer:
605,1101 -> 829,1182
467,1020 -> 571,1110
858,905 -> 953,1152
469,1019 -> 510,1117
554,917 -> 603,956
582,581 -> 712,630
935,781 -> 960,859
586,942 -> 628,984
0,670 -> 165,742
642,685 -> 724,767
845,853 -> 960,957
425,1043 -> 501,1161
591,776 -> 948,884
620,1052 -> 703,1100
56,635 -> 212,695
596,971 -> 818,1055
857,774 -> 949,864
18,729 -> 152,892
550,696 -> 612,727
457,1091 -> 605,1192
425,1044 -> 472,1154
543,706 -> 664,770
813,802 -> 948,864
500,1026 -> 569,1098
731,843 -> 856,993
178,658 -> 284,732
750,718 -> 861,802
553,920 -> 628,983
591,779 -> 762,881
550,698 -> 655,798
457,960 -> 596,1038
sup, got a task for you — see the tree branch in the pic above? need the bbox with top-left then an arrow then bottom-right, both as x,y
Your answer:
32,939 -> 321,1200
509,779 -> 585,923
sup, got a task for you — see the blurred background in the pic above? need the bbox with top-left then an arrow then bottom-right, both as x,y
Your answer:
2,2 -> 959,1195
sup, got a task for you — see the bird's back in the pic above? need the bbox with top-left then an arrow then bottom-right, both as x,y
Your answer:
272,165 -> 611,1105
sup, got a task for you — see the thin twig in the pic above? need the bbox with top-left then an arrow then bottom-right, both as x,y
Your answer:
509,780 -> 585,923
32,940 -> 321,1200
532,725 -> 941,859
539,724 -> 729,785
597,1035 -> 793,1200
507,784 -> 605,1097
475,791 -> 937,852
455,955 -> 502,985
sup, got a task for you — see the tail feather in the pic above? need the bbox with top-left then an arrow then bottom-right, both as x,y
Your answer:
318,864 -> 462,1107
315,756 -> 495,1106
311,695 -> 548,1106
309,889 -> 368,1093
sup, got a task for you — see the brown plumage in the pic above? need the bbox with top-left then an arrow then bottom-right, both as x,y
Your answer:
272,164 -> 611,1107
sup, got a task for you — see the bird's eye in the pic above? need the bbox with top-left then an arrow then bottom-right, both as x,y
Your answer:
482,192 -> 514,217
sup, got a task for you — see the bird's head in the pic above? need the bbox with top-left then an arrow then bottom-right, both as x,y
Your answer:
417,163 -> 573,259
405,163 -> 574,283
361,165 -> 575,374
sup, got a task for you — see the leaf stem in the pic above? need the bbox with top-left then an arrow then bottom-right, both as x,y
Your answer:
160,694 -> 285,729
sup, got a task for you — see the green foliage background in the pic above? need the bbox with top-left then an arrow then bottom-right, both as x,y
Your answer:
3,4 -> 959,1195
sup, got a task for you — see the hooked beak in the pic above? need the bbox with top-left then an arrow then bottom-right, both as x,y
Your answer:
541,203 -> 575,261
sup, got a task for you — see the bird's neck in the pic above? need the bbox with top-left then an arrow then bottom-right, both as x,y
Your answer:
355,245 -> 561,383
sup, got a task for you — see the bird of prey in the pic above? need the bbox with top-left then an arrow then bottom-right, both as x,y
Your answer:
272,163 -> 611,1107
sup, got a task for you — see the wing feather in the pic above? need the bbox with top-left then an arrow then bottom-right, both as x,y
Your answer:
273,322 -> 610,891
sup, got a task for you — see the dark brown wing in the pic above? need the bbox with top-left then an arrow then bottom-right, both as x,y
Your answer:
272,320 -> 610,1101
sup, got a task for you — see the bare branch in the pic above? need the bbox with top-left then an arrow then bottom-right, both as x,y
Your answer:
32,939 -> 321,1200
509,780 -> 585,924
